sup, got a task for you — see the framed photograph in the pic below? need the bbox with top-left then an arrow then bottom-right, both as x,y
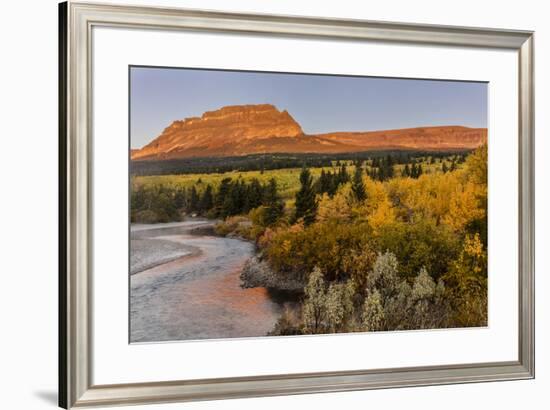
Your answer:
59,1 -> 534,408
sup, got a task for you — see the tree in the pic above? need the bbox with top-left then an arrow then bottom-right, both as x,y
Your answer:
223,179 -> 245,217
263,178 -> 284,226
362,289 -> 384,331
215,178 -> 232,215
442,162 -> 449,173
317,169 -> 331,194
302,267 -> 326,333
385,155 -> 395,179
366,251 -> 400,300
401,163 -> 411,177
174,187 -> 186,209
188,186 -> 199,213
351,166 -> 367,202
409,163 -> 422,179
317,189 -> 352,223
327,171 -> 338,197
325,281 -> 355,333
302,267 -> 356,334
199,184 -> 214,213
338,163 -> 350,185
294,166 -> 318,225
245,178 -> 264,211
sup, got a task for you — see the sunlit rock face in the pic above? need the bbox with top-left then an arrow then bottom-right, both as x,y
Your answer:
131,104 -> 487,160
132,104 -> 304,160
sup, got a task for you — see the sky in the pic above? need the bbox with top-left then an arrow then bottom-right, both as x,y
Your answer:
130,66 -> 488,149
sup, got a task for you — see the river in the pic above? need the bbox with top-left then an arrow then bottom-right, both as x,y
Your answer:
130,219 -> 284,343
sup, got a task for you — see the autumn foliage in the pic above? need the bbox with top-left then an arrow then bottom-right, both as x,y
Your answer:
261,145 -> 488,333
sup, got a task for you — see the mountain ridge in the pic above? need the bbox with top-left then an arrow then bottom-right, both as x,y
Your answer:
131,104 -> 487,160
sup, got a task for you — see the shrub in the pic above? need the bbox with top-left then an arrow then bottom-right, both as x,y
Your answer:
132,209 -> 160,224
264,221 -> 373,282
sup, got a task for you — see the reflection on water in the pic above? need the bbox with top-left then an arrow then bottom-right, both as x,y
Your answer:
130,220 -> 284,342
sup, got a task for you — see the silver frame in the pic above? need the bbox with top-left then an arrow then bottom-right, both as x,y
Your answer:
59,1 -> 535,408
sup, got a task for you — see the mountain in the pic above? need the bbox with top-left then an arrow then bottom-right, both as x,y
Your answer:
131,104 -> 487,160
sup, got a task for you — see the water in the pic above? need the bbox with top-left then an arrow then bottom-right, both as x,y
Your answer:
130,220 -> 284,343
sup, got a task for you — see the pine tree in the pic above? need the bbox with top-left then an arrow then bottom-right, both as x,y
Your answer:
411,163 -> 418,178
174,187 -> 186,209
327,171 -> 338,197
222,181 -> 243,217
294,166 -> 318,226
317,169 -> 329,194
370,167 -> 378,181
263,178 -> 284,226
442,162 -> 449,174
402,163 -> 411,177
339,163 -> 350,184
385,155 -> 395,179
215,178 -> 232,216
188,186 -> 199,213
377,161 -> 386,181
245,178 -> 263,211
351,166 -> 366,202
199,184 -> 214,213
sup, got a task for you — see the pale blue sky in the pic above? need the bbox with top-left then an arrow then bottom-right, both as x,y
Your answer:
130,66 -> 488,149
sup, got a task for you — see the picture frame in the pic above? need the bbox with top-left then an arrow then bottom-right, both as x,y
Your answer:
59,1 -> 534,408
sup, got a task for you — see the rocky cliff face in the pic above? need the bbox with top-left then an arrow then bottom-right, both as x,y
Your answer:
317,126 -> 487,151
132,104 -> 304,160
132,104 -> 487,160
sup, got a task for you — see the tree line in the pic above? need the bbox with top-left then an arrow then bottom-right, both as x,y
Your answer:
131,177 -> 284,224
131,151 -> 470,176
132,152 -> 469,226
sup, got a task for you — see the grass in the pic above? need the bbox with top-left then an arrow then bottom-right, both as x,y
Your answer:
133,167 -> 326,202
132,155 -> 465,203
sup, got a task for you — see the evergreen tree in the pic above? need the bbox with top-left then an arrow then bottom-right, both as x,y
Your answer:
351,166 -> 367,202
385,155 -> 395,179
263,178 -> 284,226
377,161 -> 386,181
174,187 -> 186,209
450,160 -> 457,172
294,166 -> 318,226
215,178 -> 232,215
370,167 -> 378,181
338,163 -> 350,184
402,163 -> 411,177
188,186 -> 199,213
411,163 -> 418,178
199,184 -> 214,213
442,162 -> 449,174
222,181 -> 243,217
245,178 -> 264,211
327,171 -> 338,197
317,169 -> 329,194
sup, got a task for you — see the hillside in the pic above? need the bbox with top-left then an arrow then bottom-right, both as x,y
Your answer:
131,104 -> 487,160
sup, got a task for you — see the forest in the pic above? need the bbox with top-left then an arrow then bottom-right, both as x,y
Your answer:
130,146 -> 488,333
129,150 -> 469,176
